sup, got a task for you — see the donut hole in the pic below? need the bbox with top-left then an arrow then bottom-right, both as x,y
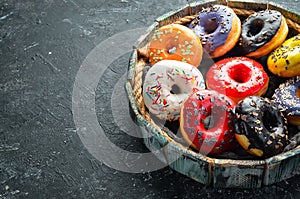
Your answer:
262,109 -> 278,132
228,64 -> 252,83
170,84 -> 180,94
167,46 -> 177,54
204,18 -> 219,34
165,39 -> 178,55
203,106 -> 223,130
248,19 -> 264,37
203,115 -> 215,130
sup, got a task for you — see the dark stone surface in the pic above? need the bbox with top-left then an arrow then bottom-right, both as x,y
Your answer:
1,0 -> 300,198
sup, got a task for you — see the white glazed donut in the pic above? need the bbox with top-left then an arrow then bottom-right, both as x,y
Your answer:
143,60 -> 205,121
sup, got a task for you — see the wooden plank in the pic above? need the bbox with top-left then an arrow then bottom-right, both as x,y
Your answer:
264,146 -> 300,186
139,123 -> 169,164
127,49 -> 138,85
226,0 -> 267,11
212,159 -> 265,188
165,141 -> 213,185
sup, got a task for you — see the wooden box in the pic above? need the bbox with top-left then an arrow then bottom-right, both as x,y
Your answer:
125,0 -> 300,188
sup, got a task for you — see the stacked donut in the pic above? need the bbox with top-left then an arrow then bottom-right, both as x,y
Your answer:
142,4 -> 300,158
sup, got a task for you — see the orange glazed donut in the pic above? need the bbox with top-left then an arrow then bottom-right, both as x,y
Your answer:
206,57 -> 269,103
239,10 -> 288,58
148,24 -> 203,66
188,4 -> 241,58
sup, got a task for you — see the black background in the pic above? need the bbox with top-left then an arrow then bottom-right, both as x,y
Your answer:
1,0 -> 300,198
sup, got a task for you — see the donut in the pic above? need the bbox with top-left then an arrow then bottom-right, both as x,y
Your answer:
188,4 -> 241,58
234,96 -> 289,157
148,24 -> 203,66
143,60 -> 205,121
239,10 -> 288,58
267,34 -> 300,77
180,89 -> 237,154
206,57 -> 269,103
272,76 -> 300,125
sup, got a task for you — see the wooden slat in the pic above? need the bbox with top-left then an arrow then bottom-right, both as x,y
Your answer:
264,146 -> 300,185
213,159 -> 265,188
165,141 -> 213,185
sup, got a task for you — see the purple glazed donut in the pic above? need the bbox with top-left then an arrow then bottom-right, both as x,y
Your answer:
189,4 -> 241,58
272,76 -> 300,125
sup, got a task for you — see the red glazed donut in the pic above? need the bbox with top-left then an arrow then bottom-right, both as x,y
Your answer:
180,90 -> 237,155
206,57 -> 269,103
189,4 -> 241,58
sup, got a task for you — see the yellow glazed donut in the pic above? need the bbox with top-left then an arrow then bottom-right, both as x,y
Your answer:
267,34 -> 300,77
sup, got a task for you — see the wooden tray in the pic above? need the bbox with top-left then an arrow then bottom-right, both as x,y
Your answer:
125,0 -> 300,188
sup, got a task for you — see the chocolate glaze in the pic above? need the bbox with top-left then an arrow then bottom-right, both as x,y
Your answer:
240,10 -> 282,53
273,76 -> 300,116
189,5 -> 233,54
234,96 -> 288,157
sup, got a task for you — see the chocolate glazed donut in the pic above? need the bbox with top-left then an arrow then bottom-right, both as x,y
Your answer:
234,96 -> 289,158
239,10 -> 288,58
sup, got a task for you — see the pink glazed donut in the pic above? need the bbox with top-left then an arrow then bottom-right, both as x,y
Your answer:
143,60 -> 205,121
